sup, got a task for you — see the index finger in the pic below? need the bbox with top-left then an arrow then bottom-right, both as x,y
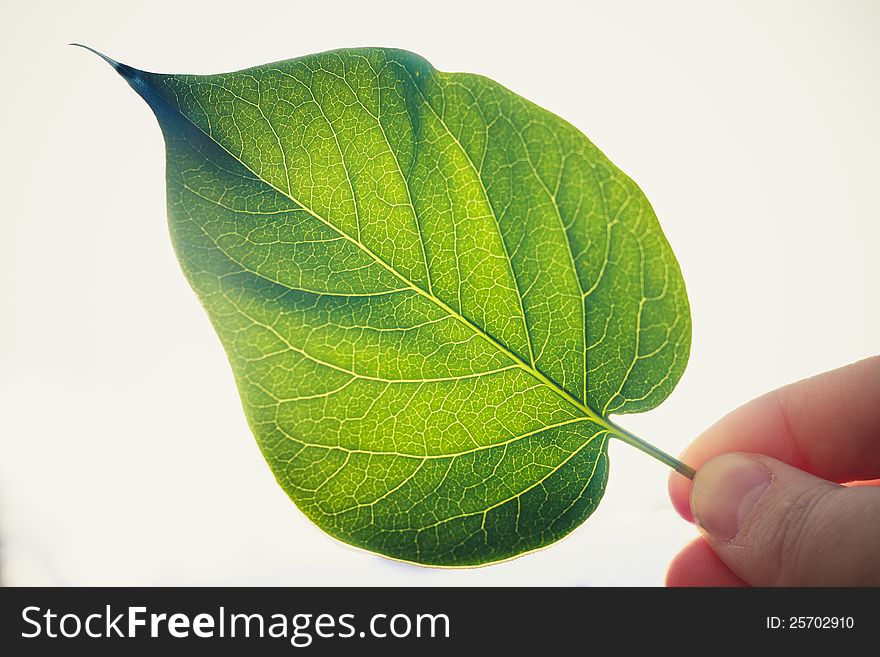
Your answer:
669,355 -> 880,521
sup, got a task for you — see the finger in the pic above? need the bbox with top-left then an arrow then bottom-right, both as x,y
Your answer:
666,538 -> 748,587
691,453 -> 880,586
670,356 -> 880,521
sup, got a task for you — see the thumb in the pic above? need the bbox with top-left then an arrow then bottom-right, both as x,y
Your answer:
690,453 -> 880,586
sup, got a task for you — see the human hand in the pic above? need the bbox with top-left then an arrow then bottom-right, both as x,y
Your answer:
667,356 -> 880,586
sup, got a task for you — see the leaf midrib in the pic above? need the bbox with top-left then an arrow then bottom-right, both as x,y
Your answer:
148,71 -> 619,438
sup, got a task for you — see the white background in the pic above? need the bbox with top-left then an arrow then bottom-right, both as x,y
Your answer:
2,0 -> 878,586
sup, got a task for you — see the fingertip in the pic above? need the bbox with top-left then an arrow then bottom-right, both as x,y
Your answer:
666,537 -> 749,587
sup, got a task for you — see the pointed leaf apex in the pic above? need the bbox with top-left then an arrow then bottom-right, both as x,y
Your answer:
70,43 -> 146,87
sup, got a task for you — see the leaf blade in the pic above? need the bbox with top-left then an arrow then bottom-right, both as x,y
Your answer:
108,47 -> 690,565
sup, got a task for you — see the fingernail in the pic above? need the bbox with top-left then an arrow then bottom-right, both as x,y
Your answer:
690,454 -> 771,541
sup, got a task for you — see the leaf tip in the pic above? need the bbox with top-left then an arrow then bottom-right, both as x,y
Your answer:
70,43 -> 121,69
70,43 -> 145,86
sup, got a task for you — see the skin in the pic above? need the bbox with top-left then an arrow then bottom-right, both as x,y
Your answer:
666,356 -> 880,586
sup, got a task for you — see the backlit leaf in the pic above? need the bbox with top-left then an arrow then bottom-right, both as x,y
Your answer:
92,47 -> 691,566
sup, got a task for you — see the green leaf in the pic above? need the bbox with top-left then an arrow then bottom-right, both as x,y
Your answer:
90,47 -> 691,566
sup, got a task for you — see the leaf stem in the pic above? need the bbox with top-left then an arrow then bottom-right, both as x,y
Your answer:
607,421 -> 695,480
